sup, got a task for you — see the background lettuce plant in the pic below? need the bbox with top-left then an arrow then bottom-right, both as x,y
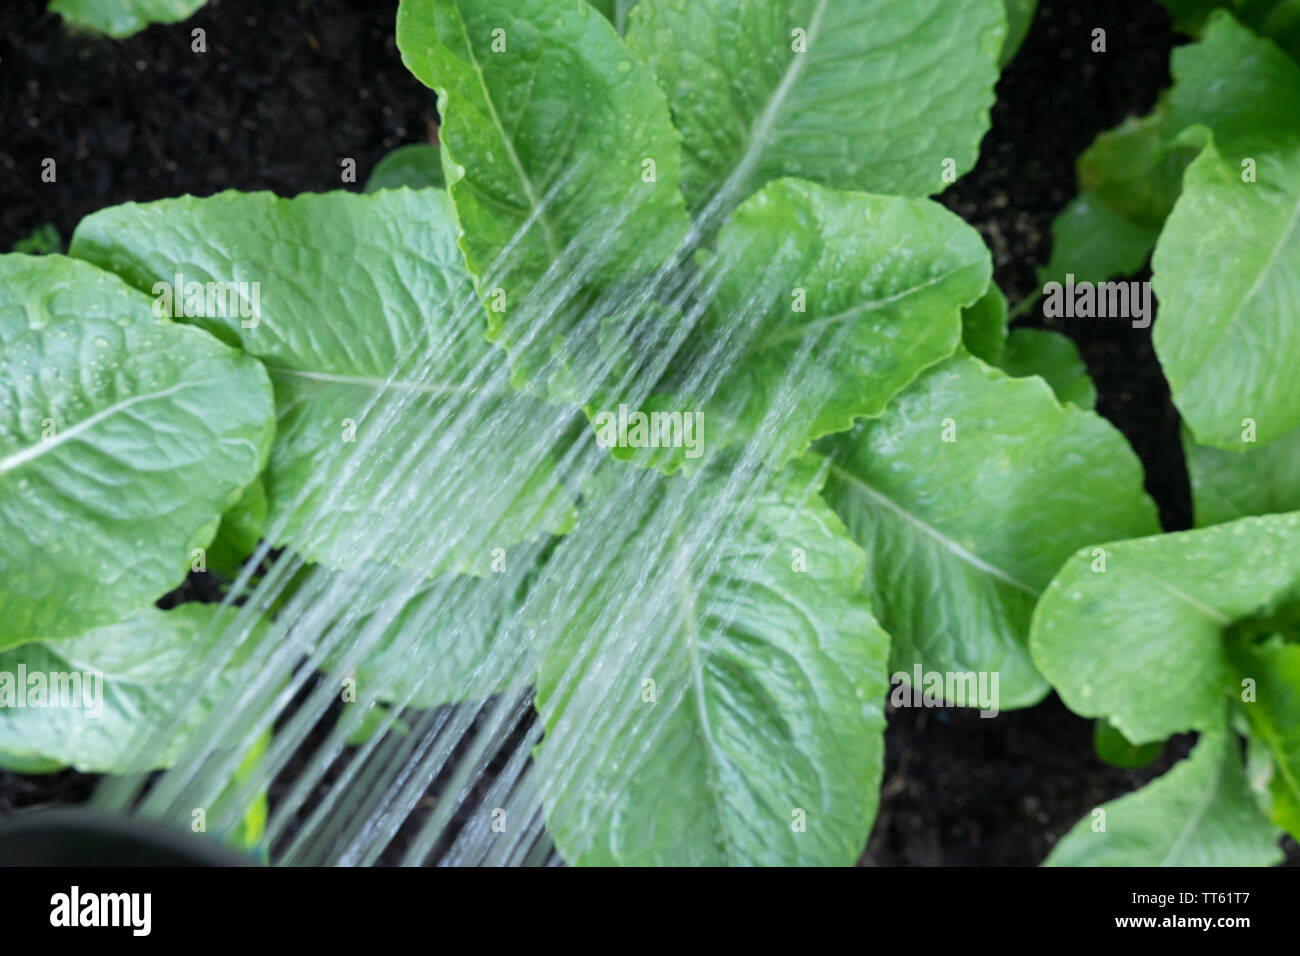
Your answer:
997,2 -> 1300,866
1031,513 -> 1300,865
1040,10 -> 1300,449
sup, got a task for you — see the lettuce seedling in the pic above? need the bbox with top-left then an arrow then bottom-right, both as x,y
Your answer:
396,0 -> 1005,401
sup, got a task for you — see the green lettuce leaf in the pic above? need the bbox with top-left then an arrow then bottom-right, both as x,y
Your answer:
1020,111 -> 1186,317
1076,106 -> 1194,233
997,328 -> 1096,409
822,354 -> 1158,709
69,190 -> 576,575
531,455 -> 890,865
364,144 -> 446,193
1045,728 -> 1282,866
640,178 -> 990,471
1035,192 -> 1161,298
48,0 -> 206,37
1163,12 -> 1300,151
1044,12 -> 1298,303
351,571 -> 533,710
0,254 -> 273,647
206,478 -> 268,579
1184,424 -> 1300,526
960,282 -> 1008,365
1030,512 -> 1300,744
1158,0 -> 1300,63
1229,631 -> 1300,838
11,224 -> 62,256
1084,10 -> 1300,214
626,0 -> 1005,211
396,0 -> 689,389
1144,15 -> 1300,448
1152,135 -> 1300,448
1157,0 -> 1235,33
961,282 -> 1008,364
0,603 -> 269,773
1093,719 -> 1163,769
1000,0 -> 1037,65
587,0 -> 638,33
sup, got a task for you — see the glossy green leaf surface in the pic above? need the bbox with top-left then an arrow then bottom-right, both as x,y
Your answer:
1000,0 -> 1036,65
532,455 -> 890,865
48,0 -> 206,37
397,0 -> 689,389
70,190 -> 575,574
0,603 -> 268,773
1031,512 -> 1300,744
1045,729 -> 1281,866
352,571 -> 533,710
364,144 -> 446,193
1184,424 -> 1300,527
960,283 -> 1008,365
1093,719 -> 1163,769
0,254 -> 273,646
626,0 -> 1004,210
1036,192 -> 1160,293
1152,136 -> 1300,448
997,328 -> 1096,409
1229,632 -> 1300,839
657,178 -> 989,470
822,354 -> 1157,709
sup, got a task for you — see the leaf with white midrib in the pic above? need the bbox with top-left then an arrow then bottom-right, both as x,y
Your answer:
396,0 -> 690,394
69,189 -> 576,575
532,456 -> 890,866
1030,511 -> 1300,744
1045,729 -> 1281,867
827,462 -> 1036,595
627,0 -> 1004,209
0,253 -> 274,646
822,354 -> 1158,710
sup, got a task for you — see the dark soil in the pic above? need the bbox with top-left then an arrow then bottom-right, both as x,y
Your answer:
940,0 -> 1190,533
0,0 -> 1294,865
0,0 -> 436,245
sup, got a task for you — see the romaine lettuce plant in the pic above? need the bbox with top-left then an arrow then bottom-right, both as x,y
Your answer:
1018,3 -> 1300,865
1031,512 -> 1300,865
